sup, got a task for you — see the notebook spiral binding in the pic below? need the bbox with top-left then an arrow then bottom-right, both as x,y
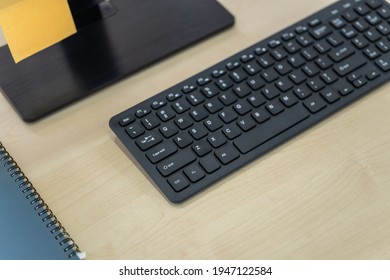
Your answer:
0,142 -> 81,259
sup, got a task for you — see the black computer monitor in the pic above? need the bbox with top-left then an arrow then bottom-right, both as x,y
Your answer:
0,0 -> 234,122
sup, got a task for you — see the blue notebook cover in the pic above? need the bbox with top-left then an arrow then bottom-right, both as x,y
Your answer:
0,142 -> 81,260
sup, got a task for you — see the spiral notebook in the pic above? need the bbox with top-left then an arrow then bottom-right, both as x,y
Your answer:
0,142 -> 84,260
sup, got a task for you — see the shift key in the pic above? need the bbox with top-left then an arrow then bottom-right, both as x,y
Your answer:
333,53 -> 366,76
157,150 -> 196,177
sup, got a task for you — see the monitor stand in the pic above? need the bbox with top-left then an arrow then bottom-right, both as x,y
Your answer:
0,0 -> 234,122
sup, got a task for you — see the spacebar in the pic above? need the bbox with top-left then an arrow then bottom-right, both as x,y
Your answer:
234,105 -> 310,154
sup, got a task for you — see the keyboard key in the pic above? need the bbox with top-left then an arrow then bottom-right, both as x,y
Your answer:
342,10 -> 359,22
247,76 -> 265,90
172,100 -> 190,114
329,45 -> 355,62
215,144 -> 240,164
364,29 -> 381,41
233,84 -> 252,98
219,92 -> 238,106
309,18 -> 321,27
377,6 -> 390,19
288,54 -> 306,68
266,100 -> 285,115
365,66 -> 381,80
204,116 -> 223,132
310,24 -> 332,39
216,77 -> 234,90
136,132 -> 163,151
197,76 -> 212,86
353,77 -> 368,88
175,115 -> 193,130
230,70 -> 248,83
234,105 -> 309,154
275,78 -> 294,92
376,40 -> 390,52
146,142 -> 178,164
222,124 -> 242,140
189,107 -> 209,122
219,108 -> 238,123
126,123 -> 145,139
184,164 -> 205,183
275,62 -> 293,75
307,78 -> 326,91
341,26 -> 357,39
335,79 -> 355,96
333,53 -> 367,76
211,69 -> 226,78
168,173 -> 189,192
330,17 -> 346,29
135,108 -> 151,118
294,85 -> 312,99
366,0 -> 382,9
189,125 -> 209,140
289,71 -> 307,84
261,69 -> 279,83
199,155 -> 221,174
201,85 -> 220,98
252,109 -> 271,123
353,19 -> 370,32
257,54 -> 274,68
303,63 -> 320,77
320,70 -> 339,84
166,92 -> 182,102
303,95 -> 327,113
244,61 -> 262,75
187,92 -> 205,106
375,53 -> 390,71
182,84 -> 197,93
271,48 -> 288,61
173,133 -> 193,148
208,133 -> 227,148
248,93 -> 266,107
320,90 -> 341,103
119,114 -> 135,126
141,115 -> 160,130
297,34 -> 313,47
157,150 -> 196,177
354,4 -> 370,16
237,117 -> 257,131
280,92 -> 299,107
327,33 -> 344,46
365,13 -> 381,25
284,41 -> 301,54
262,85 -> 280,99
159,123 -> 179,138
192,141 -> 212,157
363,46 -> 381,59
151,100 -> 167,110
315,56 -> 333,69
352,35 -> 370,49
233,100 -> 252,115
205,99 -> 223,114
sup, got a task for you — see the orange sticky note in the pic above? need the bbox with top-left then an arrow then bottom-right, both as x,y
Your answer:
0,0 -> 20,9
0,0 -> 76,63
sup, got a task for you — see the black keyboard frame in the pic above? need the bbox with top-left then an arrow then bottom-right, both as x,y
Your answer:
110,0 -> 390,203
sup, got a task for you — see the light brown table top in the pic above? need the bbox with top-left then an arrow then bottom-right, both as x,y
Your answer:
1,0 -> 389,259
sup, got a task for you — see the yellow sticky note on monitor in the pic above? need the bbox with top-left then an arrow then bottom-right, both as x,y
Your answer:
0,0 -> 76,63
0,0 -> 20,9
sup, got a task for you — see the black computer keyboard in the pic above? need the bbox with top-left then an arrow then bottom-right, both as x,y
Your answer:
110,0 -> 390,203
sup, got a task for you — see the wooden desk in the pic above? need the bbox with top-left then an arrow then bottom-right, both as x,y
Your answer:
1,0 -> 389,259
